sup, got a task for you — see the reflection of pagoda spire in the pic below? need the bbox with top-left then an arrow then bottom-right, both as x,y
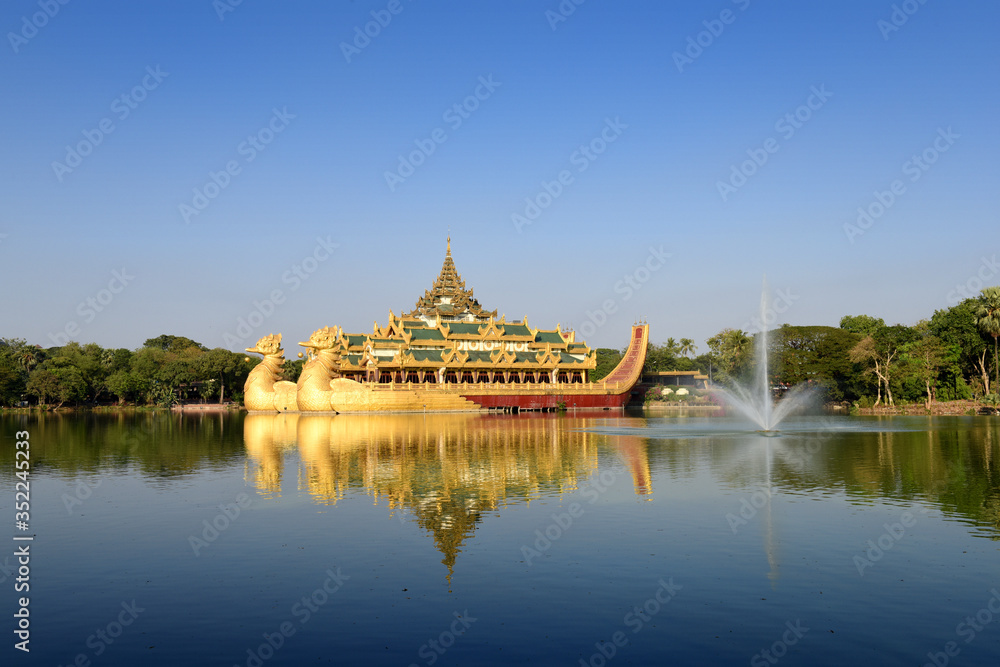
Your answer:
244,413 -> 626,583
410,492 -> 485,585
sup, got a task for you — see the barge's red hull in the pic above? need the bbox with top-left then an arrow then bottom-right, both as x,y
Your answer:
458,391 -> 633,410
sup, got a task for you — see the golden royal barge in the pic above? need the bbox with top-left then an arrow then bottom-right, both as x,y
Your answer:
243,239 -> 648,413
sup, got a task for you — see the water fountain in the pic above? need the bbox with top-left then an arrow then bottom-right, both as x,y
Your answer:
712,279 -> 817,431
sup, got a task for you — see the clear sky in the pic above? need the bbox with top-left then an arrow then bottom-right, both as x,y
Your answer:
2,0 -> 998,353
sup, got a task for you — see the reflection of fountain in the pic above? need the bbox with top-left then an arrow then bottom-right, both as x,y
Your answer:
763,437 -> 779,585
713,278 -> 817,431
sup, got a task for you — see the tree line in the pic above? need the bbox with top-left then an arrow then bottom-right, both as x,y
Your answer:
0,335 -> 298,408
626,287 -> 1000,407
4,286 -> 998,409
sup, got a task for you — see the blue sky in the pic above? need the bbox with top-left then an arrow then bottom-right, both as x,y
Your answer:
2,0 -> 998,353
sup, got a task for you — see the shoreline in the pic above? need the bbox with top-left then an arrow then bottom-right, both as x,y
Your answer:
1,403 -> 245,413
639,399 -> 1000,418
641,403 -> 722,413
854,400 -> 998,416
4,401 -> 999,417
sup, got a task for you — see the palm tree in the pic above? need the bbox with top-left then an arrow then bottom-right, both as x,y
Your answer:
665,337 -> 679,355
976,286 -> 1000,392
679,338 -> 696,358
17,348 -> 37,374
727,329 -> 752,361
706,328 -> 753,382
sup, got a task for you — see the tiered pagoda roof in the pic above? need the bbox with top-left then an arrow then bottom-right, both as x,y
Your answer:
316,238 -> 600,383
403,238 -> 497,324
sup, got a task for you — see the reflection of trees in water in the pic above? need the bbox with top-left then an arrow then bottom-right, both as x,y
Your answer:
0,410 -> 246,481
700,419 -> 1000,538
834,424 -> 999,537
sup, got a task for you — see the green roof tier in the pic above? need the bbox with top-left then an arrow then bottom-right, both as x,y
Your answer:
409,350 -> 444,362
534,331 -> 565,344
447,322 -> 482,335
407,328 -> 445,341
503,324 -> 531,337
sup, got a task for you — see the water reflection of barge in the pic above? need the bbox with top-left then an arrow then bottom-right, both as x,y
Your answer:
243,412 -> 653,579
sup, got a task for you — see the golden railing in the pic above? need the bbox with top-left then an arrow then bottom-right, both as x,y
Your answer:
365,381 -> 631,395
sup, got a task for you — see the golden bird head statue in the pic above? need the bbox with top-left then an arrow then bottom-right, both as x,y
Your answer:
299,326 -> 340,350
245,333 -> 284,357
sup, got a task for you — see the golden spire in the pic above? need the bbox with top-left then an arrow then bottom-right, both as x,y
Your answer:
402,237 -> 497,322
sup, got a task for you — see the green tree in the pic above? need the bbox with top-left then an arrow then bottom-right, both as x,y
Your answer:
26,369 -> 59,405
148,381 -> 178,407
840,314 -> 886,338
591,348 -> 624,382
639,338 -> 706,375
706,328 -> 752,383
642,341 -> 678,373
161,348 -> 202,400
283,357 -> 305,384
197,348 -> 244,403
106,369 -> 150,405
848,324 -> 915,406
975,286 -> 1000,392
0,354 -> 24,406
0,339 -> 34,405
901,321 -> 947,409
690,353 -> 715,380
849,337 -> 887,405
26,367 -> 86,407
105,348 -> 134,373
59,343 -> 112,402
930,299 -> 992,396
769,325 -> 861,402
130,347 -> 167,390
131,344 -> 202,399
15,347 -> 38,374
143,335 -> 208,353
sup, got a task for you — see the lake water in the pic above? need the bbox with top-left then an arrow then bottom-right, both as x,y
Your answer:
2,411 -> 999,666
